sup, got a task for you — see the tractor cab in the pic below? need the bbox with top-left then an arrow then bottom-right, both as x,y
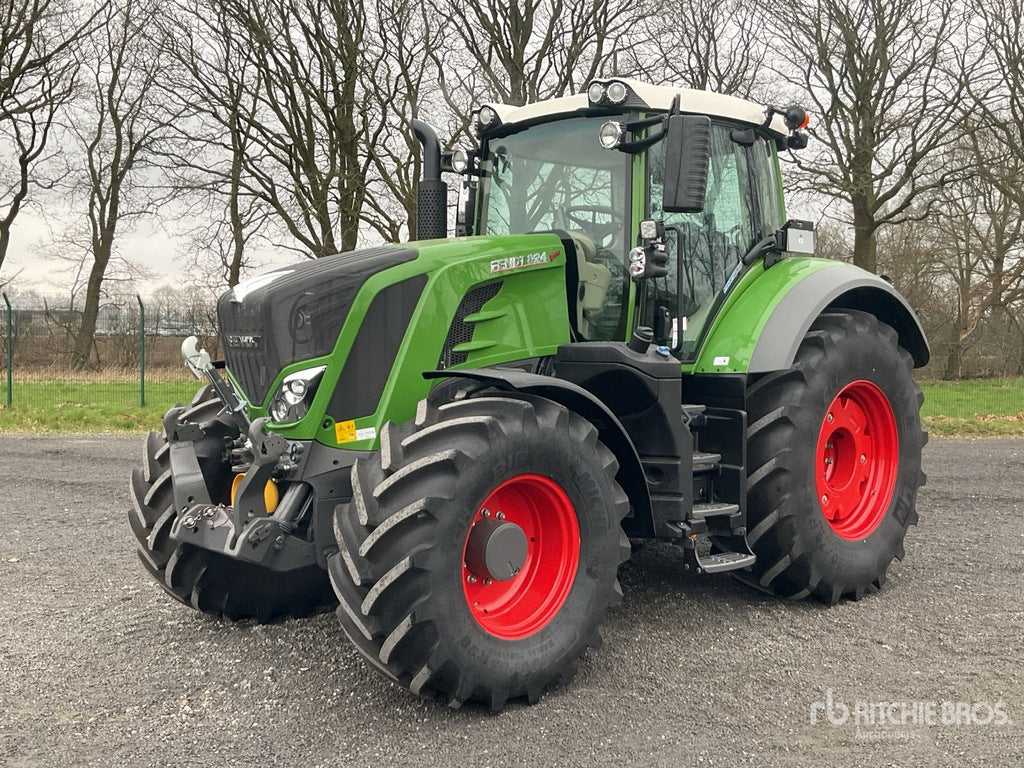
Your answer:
446,79 -> 812,362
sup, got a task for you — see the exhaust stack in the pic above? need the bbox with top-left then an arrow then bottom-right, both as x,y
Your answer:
412,119 -> 447,240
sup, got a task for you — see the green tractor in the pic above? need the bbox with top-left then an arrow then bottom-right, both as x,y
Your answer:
129,79 -> 927,710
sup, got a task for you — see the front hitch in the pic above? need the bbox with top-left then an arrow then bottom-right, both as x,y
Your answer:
164,411 -> 317,572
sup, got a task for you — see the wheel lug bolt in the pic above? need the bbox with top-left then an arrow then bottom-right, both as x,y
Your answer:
483,578 -> 492,586
826,413 -> 834,422
496,511 -> 505,520
821,494 -> 829,504
467,574 -> 477,584
481,508 -> 490,517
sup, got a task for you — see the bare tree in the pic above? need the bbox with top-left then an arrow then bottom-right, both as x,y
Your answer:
359,0 -> 443,242
621,0 -> 767,97
158,0 -> 273,287
68,0 -> 171,369
431,0 -> 642,110
0,0 -> 96,276
913,0 -> 1024,378
175,0 -> 370,259
934,127 -> 1024,379
766,0 -> 969,273
970,0 -> 1019,210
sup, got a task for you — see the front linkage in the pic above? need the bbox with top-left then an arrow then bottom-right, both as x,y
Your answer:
163,407 -> 318,573
167,335 -> 340,573
128,339 -> 351,622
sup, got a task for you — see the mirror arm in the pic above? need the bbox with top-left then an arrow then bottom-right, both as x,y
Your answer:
612,115 -> 669,154
741,235 -> 782,267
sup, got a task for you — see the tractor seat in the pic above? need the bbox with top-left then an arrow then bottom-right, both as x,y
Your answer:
568,231 -> 612,338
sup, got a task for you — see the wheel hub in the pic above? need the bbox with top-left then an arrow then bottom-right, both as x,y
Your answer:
462,474 -> 580,640
815,379 -> 898,540
464,516 -> 528,581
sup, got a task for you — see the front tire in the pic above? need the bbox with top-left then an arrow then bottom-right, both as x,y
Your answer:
743,310 -> 926,603
328,393 -> 631,710
128,385 -> 333,622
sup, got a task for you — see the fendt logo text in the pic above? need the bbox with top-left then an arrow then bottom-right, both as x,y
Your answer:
225,334 -> 261,349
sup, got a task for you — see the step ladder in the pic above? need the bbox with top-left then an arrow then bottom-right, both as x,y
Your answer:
673,404 -> 756,575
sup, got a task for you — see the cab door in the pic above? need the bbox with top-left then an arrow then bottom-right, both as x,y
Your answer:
645,124 -> 783,359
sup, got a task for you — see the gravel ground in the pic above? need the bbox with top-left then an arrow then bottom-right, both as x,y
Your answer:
0,434 -> 1021,767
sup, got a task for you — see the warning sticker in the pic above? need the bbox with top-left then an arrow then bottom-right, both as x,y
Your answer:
335,420 -> 356,443
335,420 -> 377,444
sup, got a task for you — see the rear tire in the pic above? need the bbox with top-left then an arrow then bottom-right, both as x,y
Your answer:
128,384 -> 333,622
328,392 -> 631,710
742,310 -> 926,603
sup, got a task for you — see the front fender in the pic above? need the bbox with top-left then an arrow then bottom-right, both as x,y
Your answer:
691,259 -> 929,374
423,368 -> 653,534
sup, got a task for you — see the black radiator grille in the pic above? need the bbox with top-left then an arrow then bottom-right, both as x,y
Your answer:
328,275 -> 428,420
217,246 -> 417,404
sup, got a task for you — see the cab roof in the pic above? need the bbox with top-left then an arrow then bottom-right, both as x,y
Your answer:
485,79 -> 791,138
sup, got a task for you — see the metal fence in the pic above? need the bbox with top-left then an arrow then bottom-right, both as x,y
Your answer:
2,291 -> 1023,425
1,293 -> 209,411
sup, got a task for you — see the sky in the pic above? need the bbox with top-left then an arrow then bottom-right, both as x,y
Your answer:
2,207 -> 298,301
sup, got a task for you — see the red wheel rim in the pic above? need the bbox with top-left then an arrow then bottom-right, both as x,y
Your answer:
815,380 -> 899,540
462,474 -> 580,639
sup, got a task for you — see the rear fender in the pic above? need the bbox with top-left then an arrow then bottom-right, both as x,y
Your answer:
749,263 -> 929,371
693,259 -> 929,374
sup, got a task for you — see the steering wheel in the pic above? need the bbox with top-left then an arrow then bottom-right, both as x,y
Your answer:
563,205 -> 624,249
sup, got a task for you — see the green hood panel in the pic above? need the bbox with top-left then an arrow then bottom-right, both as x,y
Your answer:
254,233 -> 572,448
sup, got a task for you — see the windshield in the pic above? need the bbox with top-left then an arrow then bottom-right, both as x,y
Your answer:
480,117 -> 631,340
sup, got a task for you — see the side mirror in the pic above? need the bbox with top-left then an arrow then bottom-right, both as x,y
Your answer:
662,115 -> 711,214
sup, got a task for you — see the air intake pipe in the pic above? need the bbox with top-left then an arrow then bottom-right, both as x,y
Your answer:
412,119 -> 448,240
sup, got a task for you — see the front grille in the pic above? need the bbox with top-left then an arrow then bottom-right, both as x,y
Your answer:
217,246 -> 417,404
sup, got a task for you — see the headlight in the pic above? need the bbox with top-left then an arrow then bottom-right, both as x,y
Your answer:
451,148 -> 469,173
628,246 -> 646,278
599,120 -> 625,149
606,80 -> 628,104
269,365 -> 326,424
476,105 -> 500,135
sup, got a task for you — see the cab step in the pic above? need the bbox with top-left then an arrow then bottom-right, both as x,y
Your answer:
683,502 -> 743,535
692,451 -> 722,472
670,524 -> 757,575
689,501 -> 738,519
681,403 -> 707,428
694,550 -> 756,574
